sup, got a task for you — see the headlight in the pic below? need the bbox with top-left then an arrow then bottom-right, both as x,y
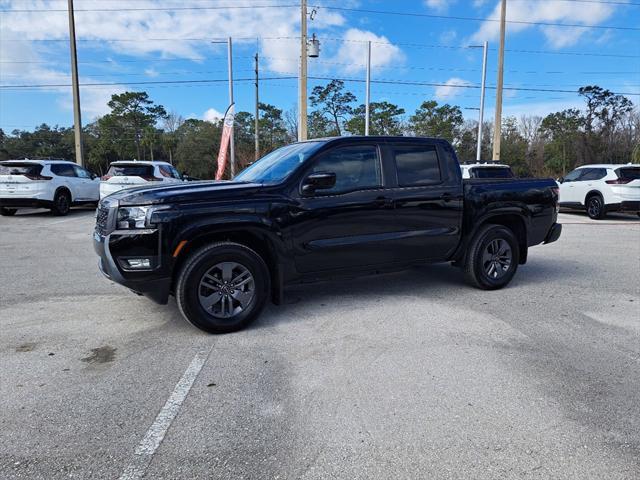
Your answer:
116,206 -> 152,229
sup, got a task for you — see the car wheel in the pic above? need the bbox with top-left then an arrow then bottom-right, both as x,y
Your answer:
464,224 -> 519,290
51,190 -> 71,216
176,242 -> 270,334
0,207 -> 17,216
586,194 -> 606,220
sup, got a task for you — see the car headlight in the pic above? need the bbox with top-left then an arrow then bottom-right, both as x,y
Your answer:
116,206 -> 152,229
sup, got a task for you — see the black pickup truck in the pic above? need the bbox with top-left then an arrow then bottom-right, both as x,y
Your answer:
94,136 -> 561,333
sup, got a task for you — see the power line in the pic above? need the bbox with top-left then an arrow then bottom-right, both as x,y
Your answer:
2,2 -> 639,32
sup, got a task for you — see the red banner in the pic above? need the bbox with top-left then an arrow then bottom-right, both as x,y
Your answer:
215,103 -> 235,180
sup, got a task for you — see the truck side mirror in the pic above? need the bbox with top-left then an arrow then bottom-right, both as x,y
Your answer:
301,172 -> 336,196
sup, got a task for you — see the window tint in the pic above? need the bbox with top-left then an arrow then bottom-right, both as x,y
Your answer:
106,164 -> 154,177
73,166 -> 92,179
617,167 -> 640,181
392,144 -> 441,186
563,169 -> 583,182
580,168 -> 607,181
51,163 -> 77,177
310,145 -> 381,195
0,162 -> 43,176
470,167 -> 514,179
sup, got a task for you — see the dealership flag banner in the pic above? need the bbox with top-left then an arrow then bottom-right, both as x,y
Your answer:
215,103 -> 235,180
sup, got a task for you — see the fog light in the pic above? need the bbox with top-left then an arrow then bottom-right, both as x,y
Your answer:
127,258 -> 151,269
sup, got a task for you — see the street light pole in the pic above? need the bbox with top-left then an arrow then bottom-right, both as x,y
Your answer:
365,41 -> 371,136
67,0 -> 84,166
255,52 -> 260,162
299,0 -> 308,142
477,41 -> 488,162
492,0 -> 507,162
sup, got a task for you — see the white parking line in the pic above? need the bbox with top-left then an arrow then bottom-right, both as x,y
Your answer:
118,347 -> 213,480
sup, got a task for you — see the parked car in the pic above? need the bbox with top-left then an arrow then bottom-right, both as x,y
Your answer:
557,164 -> 640,219
94,136 -> 561,334
0,159 -> 99,216
460,163 -> 514,179
100,161 -> 183,199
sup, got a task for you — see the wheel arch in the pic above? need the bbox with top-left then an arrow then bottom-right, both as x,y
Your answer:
170,226 -> 284,304
457,213 -> 528,266
584,189 -> 603,204
54,185 -> 73,202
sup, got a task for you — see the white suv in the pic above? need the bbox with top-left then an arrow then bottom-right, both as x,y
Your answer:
558,164 -> 640,219
100,161 -> 183,199
0,159 -> 100,216
460,163 -> 514,179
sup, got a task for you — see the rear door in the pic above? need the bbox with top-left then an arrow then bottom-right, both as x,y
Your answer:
50,163 -> 80,200
384,141 -> 463,262
575,168 -> 607,204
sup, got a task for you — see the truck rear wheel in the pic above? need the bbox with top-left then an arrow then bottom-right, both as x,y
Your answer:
176,242 -> 270,334
464,224 -> 519,290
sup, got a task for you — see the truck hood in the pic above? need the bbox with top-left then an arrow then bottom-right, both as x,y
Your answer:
108,180 -> 267,206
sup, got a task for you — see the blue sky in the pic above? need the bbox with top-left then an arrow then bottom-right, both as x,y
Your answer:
1,0 -> 639,132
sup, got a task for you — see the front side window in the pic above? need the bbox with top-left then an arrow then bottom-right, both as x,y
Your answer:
309,145 -> 382,195
563,169 -> 583,182
73,166 -> 92,179
392,144 -> 441,186
159,165 -> 179,178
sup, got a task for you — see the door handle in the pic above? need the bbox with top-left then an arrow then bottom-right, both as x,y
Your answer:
440,193 -> 454,202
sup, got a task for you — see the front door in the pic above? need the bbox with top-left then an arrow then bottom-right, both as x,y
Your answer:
288,144 -> 399,274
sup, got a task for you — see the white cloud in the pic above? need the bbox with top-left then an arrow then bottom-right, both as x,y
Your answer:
439,29 -> 458,44
333,28 -> 405,74
469,0 -> 617,49
435,77 -> 473,100
424,0 -> 452,12
203,108 -> 225,123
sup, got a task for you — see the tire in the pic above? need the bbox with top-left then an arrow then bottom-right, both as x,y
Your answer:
51,190 -> 71,216
464,224 -> 520,290
176,242 -> 270,334
0,207 -> 17,216
586,194 -> 606,220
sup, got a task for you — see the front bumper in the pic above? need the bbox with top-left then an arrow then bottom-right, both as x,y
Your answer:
544,223 -> 562,245
93,229 -> 171,304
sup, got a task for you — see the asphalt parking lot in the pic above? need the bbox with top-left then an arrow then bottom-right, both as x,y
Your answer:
1,208 -> 639,479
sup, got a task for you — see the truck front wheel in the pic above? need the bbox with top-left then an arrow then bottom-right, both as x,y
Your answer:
176,242 -> 270,334
464,224 -> 519,290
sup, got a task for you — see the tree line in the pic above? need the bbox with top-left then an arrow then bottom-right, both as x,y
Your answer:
1,82 -> 637,179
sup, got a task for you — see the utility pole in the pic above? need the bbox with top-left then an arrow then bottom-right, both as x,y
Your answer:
298,0 -> 308,142
365,41 -> 371,136
67,0 -> 83,166
477,41 -> 488,162
255,52 -> 260,161
492,0 -> 507,162
227,37 -> 235,177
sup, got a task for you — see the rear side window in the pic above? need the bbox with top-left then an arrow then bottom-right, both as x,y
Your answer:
0,163 -> 43,176
50,164 -> 77,177
580,168 -> 607,181
392,144 -> 441,186
470,167 -> 514,179
310,145 -> 381,195
107,164 -> 154,177
617,167 -> 640,180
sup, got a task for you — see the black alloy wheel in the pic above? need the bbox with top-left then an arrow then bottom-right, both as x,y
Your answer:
586,195 -> 606,220
464,224 -> 520,290
52,190 -> 71,216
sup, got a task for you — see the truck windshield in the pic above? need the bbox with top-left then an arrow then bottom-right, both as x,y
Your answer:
234,142 -> 324,183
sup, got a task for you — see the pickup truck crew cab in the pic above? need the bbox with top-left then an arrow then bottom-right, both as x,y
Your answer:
94,136 -> 562,333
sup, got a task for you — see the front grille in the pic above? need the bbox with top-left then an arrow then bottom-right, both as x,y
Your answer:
95,205 -> 111,236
